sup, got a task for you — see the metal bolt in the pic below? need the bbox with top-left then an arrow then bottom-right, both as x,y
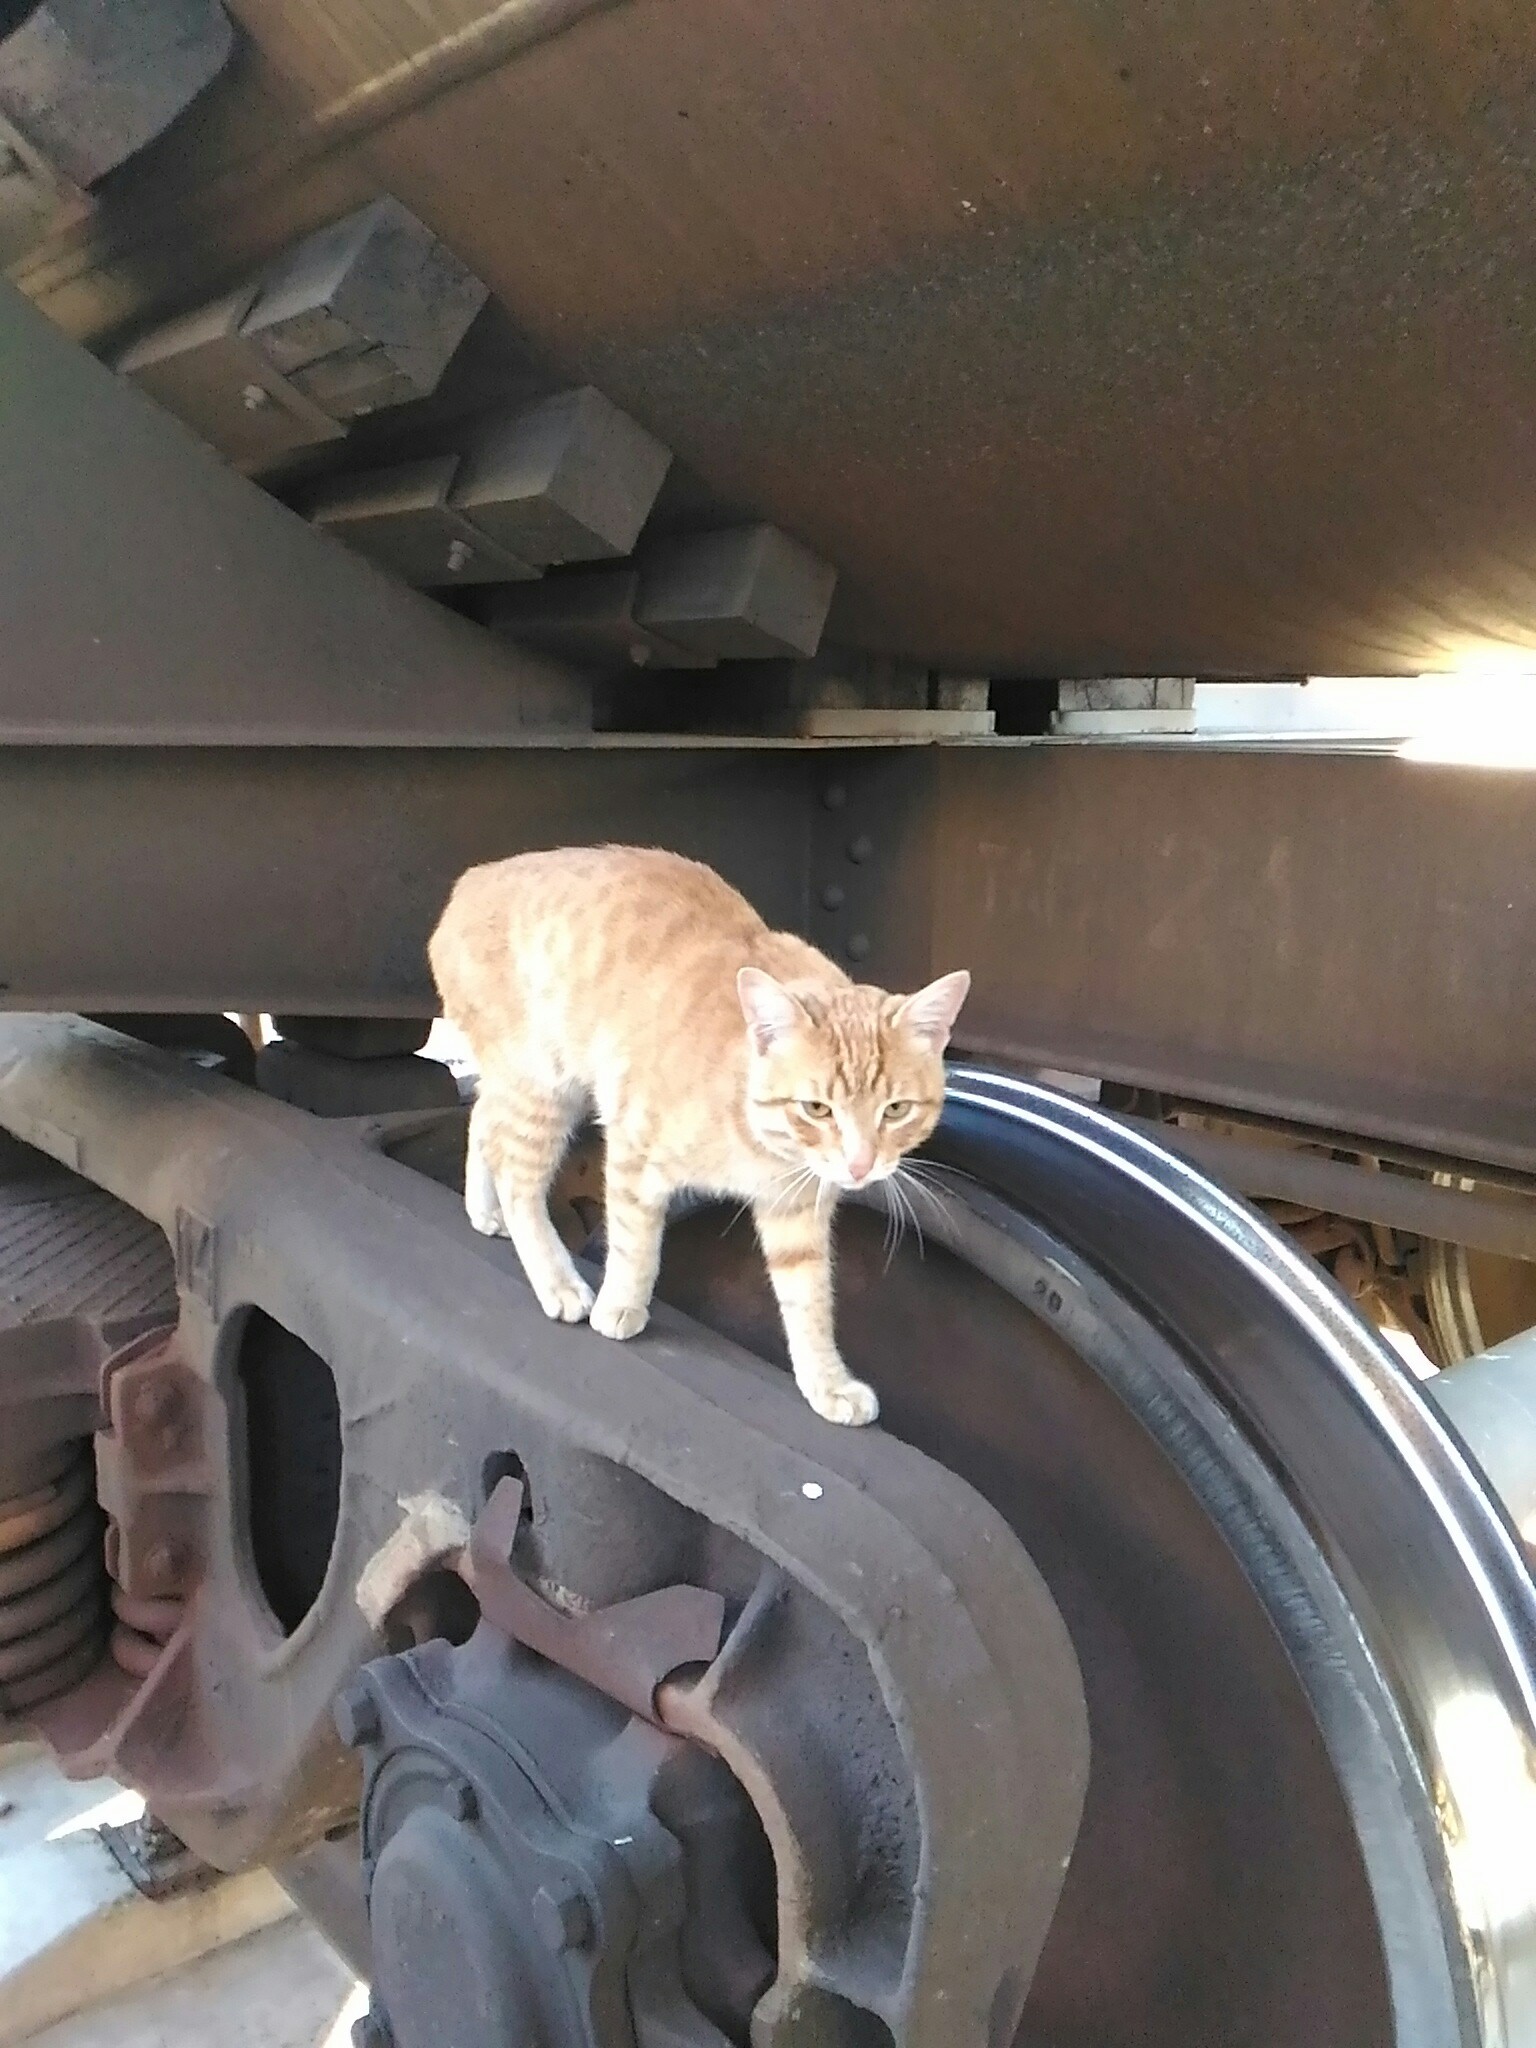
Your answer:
846,834 -> 874,863
531,1878 -> 594,1953
820,883 -> 846,911
447,1777 -> 479,1823
334,1678 -> 382,1749
446,538 -> 474,574
240,383 -> 271,411
846,933 -> 872,962
143,1541 -> 181,1589
133,1382 -> 176,1425
822,783 -> 848,810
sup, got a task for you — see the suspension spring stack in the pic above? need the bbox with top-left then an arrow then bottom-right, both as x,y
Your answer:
0,1442 -> 108,1717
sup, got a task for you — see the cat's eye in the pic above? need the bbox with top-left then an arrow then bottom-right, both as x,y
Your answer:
883,1100 -> 913,1121
800,1100 -> 833,1120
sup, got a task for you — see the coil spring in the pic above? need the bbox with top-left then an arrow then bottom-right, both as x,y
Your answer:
0,1443 -> 108,1716
109,1585 -> 183,1679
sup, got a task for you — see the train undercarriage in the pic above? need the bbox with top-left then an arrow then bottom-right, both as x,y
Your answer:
4,3 -> 1536,2044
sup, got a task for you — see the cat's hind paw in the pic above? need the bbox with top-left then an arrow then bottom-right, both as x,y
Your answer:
533,1269 -> 596,1323
590,1293 -> 650,1341
805,1376 -> 880,1427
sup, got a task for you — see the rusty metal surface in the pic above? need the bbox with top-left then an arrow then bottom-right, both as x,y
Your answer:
466,1474 -> 726,1724
4,1023 -> 1534,2039
1127,1116 -> 1536,1264
0,743 -> 824,1012
0,280 -> 588,741
5,741 -> 1536,1178
12,0 -> 1536,672
0,1015 -> 1088,2044
0,1132 -> 179,1720
927,746 -> 1536,1174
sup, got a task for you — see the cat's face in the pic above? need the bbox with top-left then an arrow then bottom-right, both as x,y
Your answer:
737,968 -> 971,1190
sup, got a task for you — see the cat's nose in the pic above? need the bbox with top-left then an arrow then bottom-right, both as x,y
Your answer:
846,1143 -> 876,1183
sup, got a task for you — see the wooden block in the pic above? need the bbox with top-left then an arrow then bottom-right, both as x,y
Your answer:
482,570 -> 715,670
1057,679 -> 1195,712
635,524 -> 836,659
933,676 -> 992,713
117,288 -> 345,470
240,199 -> 488,416
451,388 -> 671,568
309,456 -> 536,587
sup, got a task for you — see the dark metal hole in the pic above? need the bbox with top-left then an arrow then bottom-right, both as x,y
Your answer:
381,1565 -> 480,1654
236,1308 -> 342,1635
480,1449 -> 526,1504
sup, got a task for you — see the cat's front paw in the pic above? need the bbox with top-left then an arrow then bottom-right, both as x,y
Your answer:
590,1293 -> 650,1341
533,1269 -> 596,1323
467,1202 -> 510,1238
806,1376 -> 880,1427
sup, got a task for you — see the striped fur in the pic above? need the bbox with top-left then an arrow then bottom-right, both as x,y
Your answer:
429,846 -> 968,1425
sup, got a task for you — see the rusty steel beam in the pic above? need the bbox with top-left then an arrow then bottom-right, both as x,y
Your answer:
929,747 -> 1536,1176
0,743 -> 825,1014
1127,1118 -> 1536,1264
2,739 -> 1534,1182
0,281 -> 585,741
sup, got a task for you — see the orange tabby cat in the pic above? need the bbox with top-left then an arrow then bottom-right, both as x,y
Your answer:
428,846 -> 969,1425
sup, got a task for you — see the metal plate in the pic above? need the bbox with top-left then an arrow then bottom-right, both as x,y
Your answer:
15,0 -> 1536,671
0,280 -> 584,741
924,746 -> 1536,1173
0,745 -> 822,1012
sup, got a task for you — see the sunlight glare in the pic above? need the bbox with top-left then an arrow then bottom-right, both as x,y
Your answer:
1395,674 -> 1536,768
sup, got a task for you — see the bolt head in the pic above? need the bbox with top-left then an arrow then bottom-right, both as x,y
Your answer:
531,1878 -> 594,1953
241,383 -> 271,411
846,834 -> 874,863
133,1381 -> 176,1425
334,1678 -> 382,1750
846,932 -> 872,962
142,1541 -> 182,1588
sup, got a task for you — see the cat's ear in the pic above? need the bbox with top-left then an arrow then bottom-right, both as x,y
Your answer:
737,967 -> 808,1053
894,969 -> 972,1052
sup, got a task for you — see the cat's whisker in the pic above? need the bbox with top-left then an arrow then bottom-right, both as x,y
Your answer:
894,1173 -> 926,1258
877,1181 -> 901,1267
898,1160 -> 962,1224
907,1154 -> 984,1196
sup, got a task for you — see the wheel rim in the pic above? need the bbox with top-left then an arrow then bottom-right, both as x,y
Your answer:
651,1066 -> 1536,2047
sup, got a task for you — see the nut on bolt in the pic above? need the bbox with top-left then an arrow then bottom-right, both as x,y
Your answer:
133,1381 -> 177,1425
531,1877 -> 595,1953
142,1541 -> 183,1590
334,1677 -> 382,1750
